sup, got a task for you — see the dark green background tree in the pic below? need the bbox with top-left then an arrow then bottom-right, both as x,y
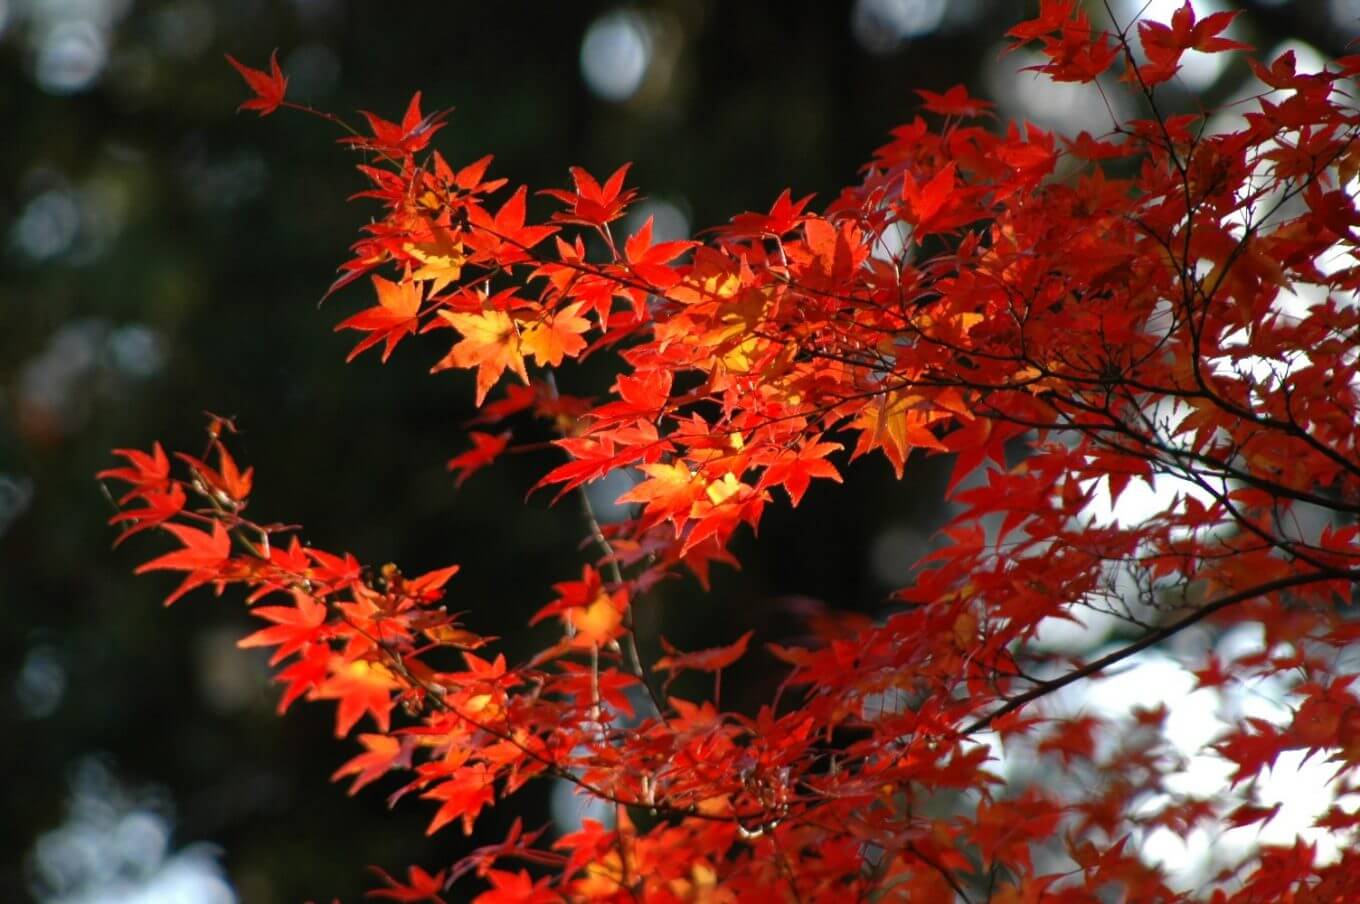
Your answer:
2,1 -> 1351,900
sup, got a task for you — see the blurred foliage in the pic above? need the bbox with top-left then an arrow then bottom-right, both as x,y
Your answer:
1,0 -> 1353,900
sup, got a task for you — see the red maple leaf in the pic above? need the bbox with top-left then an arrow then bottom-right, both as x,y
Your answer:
464,187 -> 558,267
334,734 -> 409,796
99,442 -> 172,495
757,440 -> 843,506
225,50 -> 287,116
541,164 -> 637,227
725,188 -> 815,237
900,169 -> 951,238
368,864 -> 448,904
623,217 -> 693,290
1005,0 -> 1076,46
654,629 -> 754,674
346,92 -> 448,157
466,381 -> 540,426
916,84 -> 994,118
133,520 -> 233,605
471,869 -> 556,904
446,431 -> 512,487
237,590 -> 329,665
107,484 -> 187,546
272,643 -> 331,714
175,444 -> 254,506
101,443 -> 187,544
1135,4 -> 1249,85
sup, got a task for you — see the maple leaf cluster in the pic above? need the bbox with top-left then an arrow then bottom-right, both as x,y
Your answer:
103,4 -> 1360,900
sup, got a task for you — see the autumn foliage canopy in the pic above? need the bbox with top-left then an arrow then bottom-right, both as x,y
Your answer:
103,3 -> 1360,900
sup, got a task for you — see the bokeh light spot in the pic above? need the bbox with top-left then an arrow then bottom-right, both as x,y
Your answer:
14,644 -> 64,718
35,20 -> 108,94
13,188 -> 81,261
851,0 -> 946,54
580,10 -> 653,102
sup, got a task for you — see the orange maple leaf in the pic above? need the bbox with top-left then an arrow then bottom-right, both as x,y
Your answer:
423,764 -> 496,835
520,302 -> 590,367
316,657 -> 398,737
337,275 -> 423,362
530,566 -> 628,647
334,734 -> 408,796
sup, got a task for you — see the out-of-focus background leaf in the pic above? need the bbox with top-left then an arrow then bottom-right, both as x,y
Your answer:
1,1 -> 1353,900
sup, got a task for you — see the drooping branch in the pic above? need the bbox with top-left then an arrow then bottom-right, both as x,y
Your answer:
960,568 -> 1359,737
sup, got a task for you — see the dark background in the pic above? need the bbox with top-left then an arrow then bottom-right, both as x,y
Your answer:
1,1 -> 1351,901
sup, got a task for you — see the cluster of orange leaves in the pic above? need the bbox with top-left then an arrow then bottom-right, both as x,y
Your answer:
106,3 -> 1360,901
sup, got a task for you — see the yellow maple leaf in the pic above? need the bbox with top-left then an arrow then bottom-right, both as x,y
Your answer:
849,390 -> 947,477
567,589 -> 626,646
404,228 -> 467,295
433,309 -> 527,405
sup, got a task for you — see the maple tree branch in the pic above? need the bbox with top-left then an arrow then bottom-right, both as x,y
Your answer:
125,31 -> 1360,899
978,392 -> 1360,517
339,609 -> 767,826
1114,393 -> 1343,575
960,568 -> 1360,737
768,830 -> 807,904
162,476 -> 756,833
614,804 -> 637,902
906,842 -> 973,904
575,481 -> 668,717
1168,137 -> 1360,485
544,367 -> 670,723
